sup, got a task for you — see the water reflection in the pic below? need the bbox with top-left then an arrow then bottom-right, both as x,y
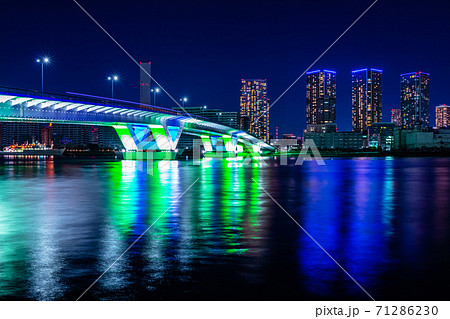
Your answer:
0,157 -> 449,300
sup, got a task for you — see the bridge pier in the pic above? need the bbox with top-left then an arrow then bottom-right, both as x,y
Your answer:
198,134 -> 240,158
113,123 -> 183,160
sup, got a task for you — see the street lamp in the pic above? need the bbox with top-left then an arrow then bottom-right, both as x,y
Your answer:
180,97 -> 188,108
151,87 -> 160,105
154,88 -> 160,105
36,57 -> 50,92
107,75 -> 119,99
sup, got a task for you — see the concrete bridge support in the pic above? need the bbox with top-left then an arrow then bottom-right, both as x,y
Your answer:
113,123 -> 183,160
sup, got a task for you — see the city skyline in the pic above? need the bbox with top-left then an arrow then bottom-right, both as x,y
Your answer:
1,0 -> 450,136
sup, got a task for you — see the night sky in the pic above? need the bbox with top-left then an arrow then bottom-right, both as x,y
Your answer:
1,0 -> 449,135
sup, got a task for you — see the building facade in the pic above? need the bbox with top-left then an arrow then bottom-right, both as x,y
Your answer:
400,72 -> 430,129
352,68 -> 383,132
139,62 -> 152,105
368,122 -> 396,150
0,122 -> 122,149
306,123 -> 337,133
303,131 -> 364,150
0,122 -> 42,146
240,79 -> 269,142
391,108 -> 402,126
173,106 -> 239,129
436,105 -> 450,128
306,70 -> 336,125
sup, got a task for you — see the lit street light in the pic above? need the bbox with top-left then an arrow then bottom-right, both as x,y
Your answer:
180,97 -> 188,108
151,87 -> 160,105
36,57 -> 50,92
107,75 -> 119,99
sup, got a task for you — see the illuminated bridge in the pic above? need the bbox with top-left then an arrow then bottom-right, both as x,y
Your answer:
0,87 -> 273,157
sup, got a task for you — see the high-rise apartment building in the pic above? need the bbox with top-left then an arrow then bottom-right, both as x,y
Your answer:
391,108 -> 402,126
306,70 -> 336,125
400,72 -> 430,129
352,68 -> 383,132
240,79 -> 269,142
436,105 -> 450,128
139,62 -> 152,105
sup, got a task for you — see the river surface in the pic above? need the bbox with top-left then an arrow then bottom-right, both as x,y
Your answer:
0,157 -> 449,300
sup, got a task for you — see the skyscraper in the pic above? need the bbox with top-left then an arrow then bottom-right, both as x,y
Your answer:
400,72 -> 430,129
352,68 -> 383,132
306,70 -> 336,125
240,79 -> 269,142
391,108 -> 402,126
436,105 -> 450,128
139,62 -> 151,105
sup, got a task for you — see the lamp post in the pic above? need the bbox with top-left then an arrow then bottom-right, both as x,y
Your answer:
107,75 -> 119,99
151,88 -> 160,105
180,97 -> 188,108
154,88 -> 160,105
36,57 -> 50,92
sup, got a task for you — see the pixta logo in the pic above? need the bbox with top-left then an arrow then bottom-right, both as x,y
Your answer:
121,137 -> 325,176
272,138 -> 325,166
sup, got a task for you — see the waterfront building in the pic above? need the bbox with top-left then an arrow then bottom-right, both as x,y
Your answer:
352,68 -> 383,132
400,71 -> 430,129
97,126 -> 123,149
50,124 -> 94,147
306,70 -> 336,125
218,111 -> 239,129
393,128 -> 450,150
173,106 -> 239,129
139,62 -> 152,105
303,131 -> 364,150
367,122 -> 396,150
0,122 -> 42,146
436,105 -> 450,128
391,108 -> 402,126
279,133 -> 300,151
240,115 -> 250,132
0,122 -> 122,149
240,79 -> 269,142
434,129 -> 450,148
306,123 -> 337,133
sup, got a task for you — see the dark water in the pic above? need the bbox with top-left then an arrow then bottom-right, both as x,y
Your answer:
0,157 -> 449,301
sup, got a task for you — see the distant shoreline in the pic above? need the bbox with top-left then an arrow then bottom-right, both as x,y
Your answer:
275,150 -> 450,158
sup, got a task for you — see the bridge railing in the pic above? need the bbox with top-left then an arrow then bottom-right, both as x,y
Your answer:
0,86 -> 237,127
0,86 -> 180,116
